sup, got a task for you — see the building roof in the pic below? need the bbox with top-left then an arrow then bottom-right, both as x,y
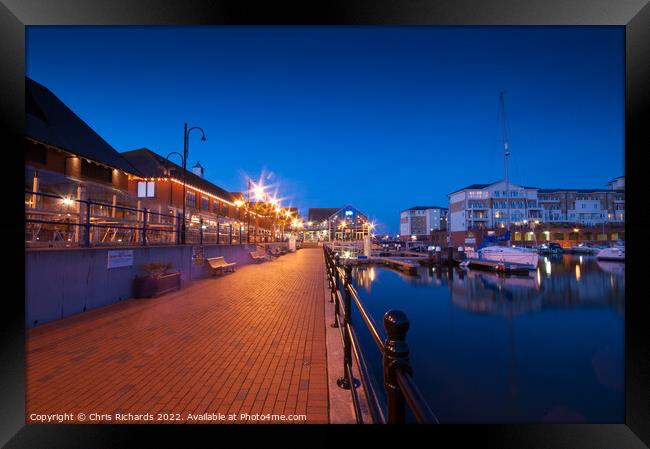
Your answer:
121,148 -> 240,204
402,206 -> 448,212
447,180 -> 539,196
538,188 -> 624,193
307,208 -> 340,222
25,77 -> 141,175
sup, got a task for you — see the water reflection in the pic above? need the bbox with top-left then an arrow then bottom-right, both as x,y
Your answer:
349,254 -> 624,423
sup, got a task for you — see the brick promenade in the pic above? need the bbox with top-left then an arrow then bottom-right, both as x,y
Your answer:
26,248 -> 328,424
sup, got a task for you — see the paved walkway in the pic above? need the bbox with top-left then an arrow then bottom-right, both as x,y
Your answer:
26,248 -> 328,424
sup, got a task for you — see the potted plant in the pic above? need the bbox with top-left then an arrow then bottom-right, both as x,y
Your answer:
133,262 -> 181,298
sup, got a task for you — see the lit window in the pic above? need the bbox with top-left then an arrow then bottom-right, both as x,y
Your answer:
137,181 -> 155,198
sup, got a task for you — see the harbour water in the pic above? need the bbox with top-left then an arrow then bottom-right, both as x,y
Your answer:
350,254 -> 624,423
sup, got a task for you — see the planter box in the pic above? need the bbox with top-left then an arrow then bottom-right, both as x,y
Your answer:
133,271 -> 181,298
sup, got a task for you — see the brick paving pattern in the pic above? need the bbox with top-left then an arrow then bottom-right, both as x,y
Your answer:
26,248 -> 328,424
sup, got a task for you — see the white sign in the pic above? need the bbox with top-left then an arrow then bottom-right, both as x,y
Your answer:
107,250 -> 134,269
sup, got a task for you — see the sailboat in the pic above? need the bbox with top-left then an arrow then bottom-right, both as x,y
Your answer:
477,92 -> 539,269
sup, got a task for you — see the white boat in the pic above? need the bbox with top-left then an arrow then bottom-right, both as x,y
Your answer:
478,245 -> 539,268
596,245 -> 625,261
569,243 -> 598,255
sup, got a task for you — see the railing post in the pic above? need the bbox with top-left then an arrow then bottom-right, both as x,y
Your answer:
199,217 -> 204,245
383,310 -> 412,424
142,208 -> 148,246
83,199 -> 91,247
175,214 -> 181,245
337,264 -> 353,390
330,254 -> 340,328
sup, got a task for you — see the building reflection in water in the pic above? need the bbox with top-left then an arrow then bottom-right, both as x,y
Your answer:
348,254 -> 624,423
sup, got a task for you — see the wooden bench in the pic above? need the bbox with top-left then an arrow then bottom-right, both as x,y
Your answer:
206,256 -> 237,275
250,249 -> 269,263
267,247 -> 282,257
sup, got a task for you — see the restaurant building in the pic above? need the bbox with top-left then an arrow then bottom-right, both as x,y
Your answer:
25,77 -> 144,247
121,148 -> 272,244
303,206 -> 372,241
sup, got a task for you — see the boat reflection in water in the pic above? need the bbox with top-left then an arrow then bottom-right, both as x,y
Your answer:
349,254 -> 624,423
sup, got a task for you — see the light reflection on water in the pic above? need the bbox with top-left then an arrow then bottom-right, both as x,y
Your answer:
349,254 -> 624,423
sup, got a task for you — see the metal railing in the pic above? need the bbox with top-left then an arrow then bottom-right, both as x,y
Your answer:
25,190 -> 271,248
323,245 -> 439,424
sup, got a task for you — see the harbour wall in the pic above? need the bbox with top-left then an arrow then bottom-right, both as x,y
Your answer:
25,242 -> 288,328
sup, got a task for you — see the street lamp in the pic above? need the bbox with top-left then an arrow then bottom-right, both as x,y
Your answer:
169,123 -> 206,245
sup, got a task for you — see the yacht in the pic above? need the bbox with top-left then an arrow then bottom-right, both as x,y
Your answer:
569,243 -> 599,255
478,245 -> 539,268
473,92 -> 539,271
596,244 -> 625,262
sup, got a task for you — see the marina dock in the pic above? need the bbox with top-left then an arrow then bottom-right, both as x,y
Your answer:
464,258 -> 535,274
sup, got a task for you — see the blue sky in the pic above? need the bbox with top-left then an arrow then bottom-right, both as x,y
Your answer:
26,26 -> 624,234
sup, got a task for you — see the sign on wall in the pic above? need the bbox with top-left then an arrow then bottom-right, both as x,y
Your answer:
107,250 -> 134,269
192,245 -> 204,265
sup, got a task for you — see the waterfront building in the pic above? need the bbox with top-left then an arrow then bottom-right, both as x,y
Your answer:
121,148 -> 270,244
448,180 -> 542,245
537,185 -> 625,226
447,178 -> 624,247
399,206 -> 448,240
25,77 -> 144,247
303,208 -> 339,241
303,206 -> 372,241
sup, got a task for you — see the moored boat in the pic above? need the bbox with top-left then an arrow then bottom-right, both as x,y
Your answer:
568,243 -> 599,255
478,245 -> 539,269
596,245 -> 625,261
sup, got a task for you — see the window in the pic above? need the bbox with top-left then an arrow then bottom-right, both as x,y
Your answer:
554,232 -> 564,240
186,191 -> 196,207
201,197 -> 209,210
137,181 -> 155,198
569,232 -> 579,240
597,233 -> 608,241
81,159 -> 112,183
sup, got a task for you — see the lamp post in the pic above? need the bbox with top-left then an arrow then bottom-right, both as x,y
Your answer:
178,123 -> 206,244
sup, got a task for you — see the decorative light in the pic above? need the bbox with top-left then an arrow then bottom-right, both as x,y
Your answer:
61,197 -> 74,206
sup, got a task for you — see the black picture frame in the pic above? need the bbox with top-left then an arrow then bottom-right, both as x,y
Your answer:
1,0 -> 648,447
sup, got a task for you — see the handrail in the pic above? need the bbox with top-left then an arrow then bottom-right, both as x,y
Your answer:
24,190 -> 263,247
323,245 -> 439,424
396,370 -> 439,424
335,266 -> 384,349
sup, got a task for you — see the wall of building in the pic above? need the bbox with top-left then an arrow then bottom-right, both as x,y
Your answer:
25,242 -> 287,328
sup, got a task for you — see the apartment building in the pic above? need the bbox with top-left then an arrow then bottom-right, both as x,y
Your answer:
538,185 -> 625,226
447,178 -> 625,246
399,206 -> 448,239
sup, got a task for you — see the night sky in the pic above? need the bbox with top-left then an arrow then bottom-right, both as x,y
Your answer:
26,26 -> 624,234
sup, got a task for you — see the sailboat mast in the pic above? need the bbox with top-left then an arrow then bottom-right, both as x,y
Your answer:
500,91 -> 511,236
